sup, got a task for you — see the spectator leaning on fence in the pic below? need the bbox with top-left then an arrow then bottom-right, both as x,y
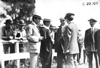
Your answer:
2,19 -> 15,54
14,20 -> 27,52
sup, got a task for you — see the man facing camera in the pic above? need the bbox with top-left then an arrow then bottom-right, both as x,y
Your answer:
2,19 -> 15,53
39,18 -> 52,68
54,18 -> 68,68
84,18 -> 99,68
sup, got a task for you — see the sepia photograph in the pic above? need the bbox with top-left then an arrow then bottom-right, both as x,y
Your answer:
0,0 -> 100,68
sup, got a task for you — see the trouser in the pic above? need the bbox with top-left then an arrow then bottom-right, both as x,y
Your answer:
77,45 -> 81,63
41,51 -> 52,68
42,56 -> 52,68
30,53 -> 39,68
87,52 -> 99,68
3,43 -> 15,54
57,49 -> 65,68
98,51 -> 100,68
65,53 -> 78,68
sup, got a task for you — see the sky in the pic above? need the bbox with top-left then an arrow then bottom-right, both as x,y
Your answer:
35,0 -> 100,36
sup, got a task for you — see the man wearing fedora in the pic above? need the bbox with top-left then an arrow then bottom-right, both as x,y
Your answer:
2,19 -> 15,66
14,20 -> 27,52
14,20 -> 26,40
84,18 -> 99,68
26,15 -> 43,68
2,19 -> 15,53
39,18 -> 52,68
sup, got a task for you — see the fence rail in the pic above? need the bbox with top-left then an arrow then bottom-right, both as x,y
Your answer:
0,40 -> 30,68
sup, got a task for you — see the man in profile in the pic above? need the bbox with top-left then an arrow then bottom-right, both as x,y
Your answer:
26,15 -> 43,68
64,13 -> 79,68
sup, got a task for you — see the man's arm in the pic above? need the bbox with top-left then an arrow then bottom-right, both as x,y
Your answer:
27,25 -> 42,43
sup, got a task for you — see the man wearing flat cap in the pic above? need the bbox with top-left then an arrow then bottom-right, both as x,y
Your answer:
39,18 -> 52,68
84,18 -> 99,68
26,15 -> 43,68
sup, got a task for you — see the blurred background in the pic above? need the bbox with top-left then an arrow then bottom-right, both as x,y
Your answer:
35,0 -> 100,36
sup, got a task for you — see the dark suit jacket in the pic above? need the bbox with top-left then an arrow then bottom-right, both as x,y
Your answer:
84,28 -> 98,52
94,29 -> 100,52
39,26 -> 52,59
54,25 -> 69,53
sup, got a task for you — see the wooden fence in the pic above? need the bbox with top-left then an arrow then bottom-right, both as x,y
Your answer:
0,40 -> 30,68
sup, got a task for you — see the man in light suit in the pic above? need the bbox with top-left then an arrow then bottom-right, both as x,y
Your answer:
84,18 -> 99,68
26,15 -> 43,68
64,13 -> 79,68
54,18 -> 69,68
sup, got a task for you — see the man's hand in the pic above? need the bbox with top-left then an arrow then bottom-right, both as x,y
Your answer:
39,36 -> 44,41
9,36 -> 13,40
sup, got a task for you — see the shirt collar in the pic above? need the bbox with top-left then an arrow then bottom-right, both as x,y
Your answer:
31,22 -> 37,26
43,25 -> 50,29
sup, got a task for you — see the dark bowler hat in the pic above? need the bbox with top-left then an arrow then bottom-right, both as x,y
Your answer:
43,18 -> 51,22
88,18 -> 97,22
33,14 -> 42,20
4,19 -> 12,24
18,20 -> 25,25
64,13 -> 75,19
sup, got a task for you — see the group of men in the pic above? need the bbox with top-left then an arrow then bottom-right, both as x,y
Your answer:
1,14 -> 54,68
27,13 -> 80,68
1,12 -> 100,68
55,13 -> 79,68
55,13 -> 100,68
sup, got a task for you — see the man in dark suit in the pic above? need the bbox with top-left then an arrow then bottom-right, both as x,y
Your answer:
39,19 -> 52,68
2,19 -> 15,54
54,18 -> 69,68
94,23 -> 100,68
84,18 -> 99,68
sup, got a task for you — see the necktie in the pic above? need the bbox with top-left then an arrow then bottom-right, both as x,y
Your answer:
91,27 -> 94,35
91,27 -> 95,51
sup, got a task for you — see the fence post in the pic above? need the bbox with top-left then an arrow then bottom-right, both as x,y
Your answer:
16,41 -> 20,68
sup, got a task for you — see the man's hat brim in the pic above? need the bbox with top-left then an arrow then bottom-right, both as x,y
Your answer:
4,19 -> 12,24
33,15 -> 42,20
88,18 -> 97,22
43,19 -> 51,22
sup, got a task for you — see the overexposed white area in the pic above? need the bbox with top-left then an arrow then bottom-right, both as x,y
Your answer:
35,0 -> 100,36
